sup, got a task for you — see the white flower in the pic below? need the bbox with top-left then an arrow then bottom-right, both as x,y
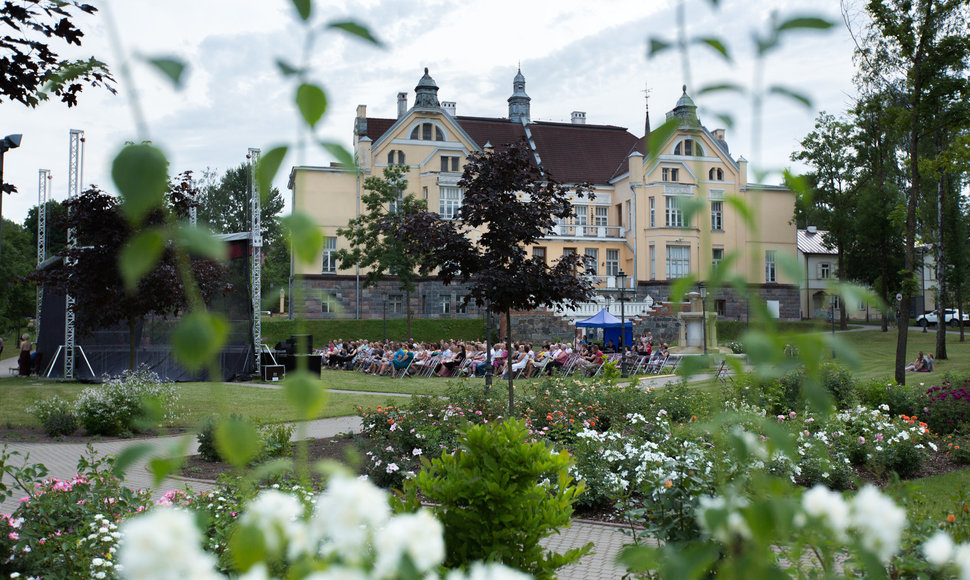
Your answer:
412,448 -> 423,456
119,507 -> 222,580
240,489 -> 305,555
923,532 -> 955,567
303,567 -> 370,580
373,510 -> 445,578
445,562 -> 534,580
850,485 -> 906,563
238,563 -> 270,580
802,485 -> 850,540
953,543 -> 970,580
311,474 -> 390,562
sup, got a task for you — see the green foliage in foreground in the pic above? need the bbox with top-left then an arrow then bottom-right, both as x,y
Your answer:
260,316 -> 486,347
402,419 -> 592,579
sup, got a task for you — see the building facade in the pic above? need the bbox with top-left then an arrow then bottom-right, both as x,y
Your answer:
289,69 -> 799,320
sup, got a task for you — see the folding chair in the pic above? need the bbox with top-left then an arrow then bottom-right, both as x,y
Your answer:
392,356 -> 414,378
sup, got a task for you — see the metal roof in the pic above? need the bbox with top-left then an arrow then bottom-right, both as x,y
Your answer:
797,228 -> 836,255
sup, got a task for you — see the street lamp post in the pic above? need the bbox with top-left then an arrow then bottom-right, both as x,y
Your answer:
699,282 -> 708,356
0,134 -> 24,277
382,291 -> 387,342
617,270 -> 628,378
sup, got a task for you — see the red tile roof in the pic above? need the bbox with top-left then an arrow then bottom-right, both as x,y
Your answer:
362,115 -> 644,185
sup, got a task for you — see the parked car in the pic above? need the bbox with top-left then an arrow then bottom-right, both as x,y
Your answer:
916,308 -> 970,327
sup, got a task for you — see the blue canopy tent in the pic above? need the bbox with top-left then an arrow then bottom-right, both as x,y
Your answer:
575,308 -> 634,350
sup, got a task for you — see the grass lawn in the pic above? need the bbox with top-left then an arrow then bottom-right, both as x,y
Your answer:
886,468 -> 970,529
834,329 -> 970,381
0,378 -> 409,428
321,368 -> 562,396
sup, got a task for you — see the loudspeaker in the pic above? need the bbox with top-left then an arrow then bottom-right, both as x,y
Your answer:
263,365 -> 285,382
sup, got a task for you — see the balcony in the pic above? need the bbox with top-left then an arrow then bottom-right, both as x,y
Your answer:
547,224 -> 625,240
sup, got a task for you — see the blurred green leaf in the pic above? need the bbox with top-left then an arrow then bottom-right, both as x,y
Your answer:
647,118 -> 680,165
171,311 -> 229,371
276,59 -> 302,77
776,251 -> 803,285
256,146 -> 288,204
768,85 -> 812,108
148,455 -> 186,487
777,16 -> 834,32
724,195 -> 755,231
284,371 -> 328,421
291,0 -> 311,21
697,83 -> 744,97
112,443 -> 153,477
693,37 -> 730,61
320,141 -> 358,172
296,83 -> 327,128
283,211 -> 324,265
327,21 -> 383,47
713,112 -> 735,129
120,228 -> 165,291
669,274 -> 698,305
174,224 -> 228,261
112,144 -> 169,224
145,56 -> 187,88
217,415 -> 261,469
648,37 -> 671,57
230,522 -> 267,572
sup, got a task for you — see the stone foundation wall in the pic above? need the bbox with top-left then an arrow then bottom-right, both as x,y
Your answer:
505,310 -> 682,347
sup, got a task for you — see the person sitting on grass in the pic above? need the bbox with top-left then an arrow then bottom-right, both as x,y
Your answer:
921,352 -> 935,372
905,351 -> 925,372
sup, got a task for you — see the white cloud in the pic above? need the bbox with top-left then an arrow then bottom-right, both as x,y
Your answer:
1,0 -> 857,225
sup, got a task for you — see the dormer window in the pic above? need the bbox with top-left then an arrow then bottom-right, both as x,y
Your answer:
674,139 -> 703,156
410,122 -> 444,141
708,168 -> 723,181
440,155 -> 460,172
662,167 -> 679,182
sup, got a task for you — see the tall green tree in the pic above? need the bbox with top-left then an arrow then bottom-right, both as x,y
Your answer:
844,90 -> 907,332
196,163 -> 285,245
334,164 -> 430,340
853,0 -> 970,383
0,218 -> 35,338
792,112 -> 859,329
24,199 -> 69,259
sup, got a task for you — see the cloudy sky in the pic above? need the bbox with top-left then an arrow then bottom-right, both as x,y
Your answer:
0,0 -> 863,225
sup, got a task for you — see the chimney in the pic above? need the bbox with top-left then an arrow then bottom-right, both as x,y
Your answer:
354,105 -> 367,136
571,111 -> 586,125
738,156 -> 748,188
442,101 -> 456,117
397,92 -> 407,118
712,128 -> 725,141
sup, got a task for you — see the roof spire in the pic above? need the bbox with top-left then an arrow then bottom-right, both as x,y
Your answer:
414,67 -> 440,109
508,65 -> 531,124
643,81 -> 652,148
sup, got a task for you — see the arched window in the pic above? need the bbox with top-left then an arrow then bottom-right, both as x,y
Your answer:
387,151 -> 395,164
716,168 -> 722,180
386,150 -> 407,164
674,139 -> 703,156
708,168 -> 723,181
409,122 -> 445,141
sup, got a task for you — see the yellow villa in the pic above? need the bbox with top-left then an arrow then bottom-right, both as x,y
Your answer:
288,68 -> 798,320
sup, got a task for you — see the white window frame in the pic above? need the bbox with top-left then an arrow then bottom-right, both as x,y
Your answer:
711,200 -> 723,231
605,249 -> 620,277
649,197 -> 655,228
665,196 -> 685,228
322,237 -> 337,274
594,206 -> 609,226
820,262 -> 831,279
662,167 -> 680,182
666,245 -> 690,279
712,247 -> 724,268
439,186 -> 463,220
388,294 -> 403,314
584,248 -> 598,275
766,250 -> 777,283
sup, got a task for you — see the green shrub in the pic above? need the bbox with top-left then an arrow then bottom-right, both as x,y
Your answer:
650,381 -> 712,423
197,415 -> 222,462
74,367 -> 179,436
857,378 -> 921,417
404,419 -> 591,578
27,396 -> 77,437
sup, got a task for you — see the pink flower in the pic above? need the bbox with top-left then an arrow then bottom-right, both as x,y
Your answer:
777,415 -> 786,421
8,532 -> 18,540
876,433 -> 884,441
858,436 -> 865,444
789,412 -> 797,418
805,418 -> 814,423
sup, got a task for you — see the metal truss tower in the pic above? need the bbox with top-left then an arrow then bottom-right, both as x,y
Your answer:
249,148 -> 262,378
36,169 -> 51,334
64,129 -> 84,380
